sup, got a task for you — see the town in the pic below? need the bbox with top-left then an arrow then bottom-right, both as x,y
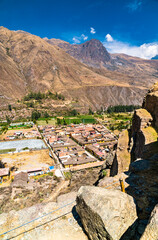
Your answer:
0,122 -> 117,184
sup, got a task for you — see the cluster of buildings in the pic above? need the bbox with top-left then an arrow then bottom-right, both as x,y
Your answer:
0,123 -> 117,184
5,128 -> 41,140
40,124 -> 117,169
0,166 -> 55,184
70,124 -> 117,161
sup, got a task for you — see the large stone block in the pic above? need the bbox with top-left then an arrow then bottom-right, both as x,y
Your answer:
76,186 -> 137,240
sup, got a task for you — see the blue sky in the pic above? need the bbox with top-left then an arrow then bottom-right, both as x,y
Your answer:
0,0 -> 158,59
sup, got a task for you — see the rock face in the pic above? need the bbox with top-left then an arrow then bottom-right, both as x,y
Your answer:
131,104 -> 157,161
76,186 -> 137,240
123,83 -> 158,222
92,82 -> 158,239
143,82 -> 158,127
140,204 -> 158,240
126,154 -> 158,220
132,109 -> 153,133
47,38 -> 158,93
55,39 -> 112,67
110,130 -> 130,176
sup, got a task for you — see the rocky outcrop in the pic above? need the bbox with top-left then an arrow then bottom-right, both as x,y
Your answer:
126,154 -> 158,220
143,82 -> 158,127
131,109 -> 153,133
76,186 -> 137,240
131,106 -> 157,161
110,130 -> 130,176
131,125 -> 157,161
0,192 -> 87,240
98,173 -> 128,190
96,82 -> 158,239
140,204 -> 158,240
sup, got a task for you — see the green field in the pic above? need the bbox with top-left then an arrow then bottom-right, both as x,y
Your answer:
101,113 -> 132,132
37,118 -> 57,126
57,115 -> 96,125
8,125 -> 32,130
0,148 -> 16,154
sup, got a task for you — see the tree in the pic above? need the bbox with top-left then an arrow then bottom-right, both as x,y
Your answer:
88,108 -> 94,115
6,115 -> 11,124
69,109 -> 77,116
63,118 -> 67,125
57,118 -> 61,125
8,105 -> 12,111
44,111 -> 49,118
31,110 -> 41,121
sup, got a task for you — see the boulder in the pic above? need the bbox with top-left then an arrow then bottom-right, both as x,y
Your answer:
98,173 -> 129,190
140,204 -> 158,240
76,186 -> 137,240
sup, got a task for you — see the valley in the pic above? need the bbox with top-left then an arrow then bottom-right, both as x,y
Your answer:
0,23 -> 158,240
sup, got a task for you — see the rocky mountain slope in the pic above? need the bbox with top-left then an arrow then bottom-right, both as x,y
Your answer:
0,26 -> 157,111
47,38 -> 111,67
47,38 -> 158,89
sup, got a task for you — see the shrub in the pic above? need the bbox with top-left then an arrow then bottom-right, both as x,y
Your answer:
102,170 -> 107,177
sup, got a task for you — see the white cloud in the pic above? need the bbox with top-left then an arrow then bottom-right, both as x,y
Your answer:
127,0 -> 142,11
90,27 -> 96,34
103,34 -> 158,59
105,34 -> 114,42
72,37 -> 81,44
72,34 -> 88,44
81,34 -> 88,41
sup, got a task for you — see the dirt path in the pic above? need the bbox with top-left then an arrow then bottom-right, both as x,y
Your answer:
44,180 -> 69,202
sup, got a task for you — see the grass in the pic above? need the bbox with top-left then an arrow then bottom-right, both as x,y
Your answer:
0,148 -> 16,154
100,113 -> 132,132
8,125 -> 32,130
37,118 -> 56,126
57,115 -> 96,125
32,173 -> 47,180
64,171 -> 72,180
32,171 -> 54,180
143,127 -> 158,143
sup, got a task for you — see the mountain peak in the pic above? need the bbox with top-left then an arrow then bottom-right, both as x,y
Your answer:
76,38 -> 111,65
47,38 -> 111,66
81,38 -> 102,45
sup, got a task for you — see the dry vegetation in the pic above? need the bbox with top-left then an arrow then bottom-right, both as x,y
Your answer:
0,149 -> 54,171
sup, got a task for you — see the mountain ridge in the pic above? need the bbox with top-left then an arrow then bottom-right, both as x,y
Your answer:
0,27 -> 157,111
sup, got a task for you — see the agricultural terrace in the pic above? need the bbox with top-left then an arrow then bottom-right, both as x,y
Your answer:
96,112 -> 133,134
56,115 -> 96,125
